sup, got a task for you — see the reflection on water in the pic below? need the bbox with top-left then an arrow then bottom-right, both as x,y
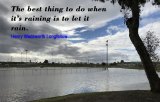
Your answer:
0,67 -> 156,102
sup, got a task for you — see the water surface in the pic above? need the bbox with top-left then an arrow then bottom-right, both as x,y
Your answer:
0,67 -> 155,102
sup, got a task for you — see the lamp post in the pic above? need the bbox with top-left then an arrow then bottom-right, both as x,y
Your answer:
106,40 -> 108,70
25,50 -> 28,63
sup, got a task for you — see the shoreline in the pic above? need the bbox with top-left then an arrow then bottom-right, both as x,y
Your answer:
0,67 -> 159,72
31,90 -> 160,102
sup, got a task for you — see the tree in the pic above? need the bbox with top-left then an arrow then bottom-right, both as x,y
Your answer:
143,31 -> 160,64
43,60 -> 49,64
100,0 -> 160,92
120,60 -> 125,63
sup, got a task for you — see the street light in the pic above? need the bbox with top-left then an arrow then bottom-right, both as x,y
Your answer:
25,50 -> 28,63
106,40 -> 109,70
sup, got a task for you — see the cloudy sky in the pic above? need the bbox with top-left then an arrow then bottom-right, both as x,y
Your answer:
0,0 -> 160,63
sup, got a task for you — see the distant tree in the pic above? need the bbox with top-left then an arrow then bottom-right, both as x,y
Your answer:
120,60 -> 125,63
99,0 -> 160,92
110,62 -> 117,66
43,60 -> 49,64
101,62 -> 106,66
143,31 -> 160,63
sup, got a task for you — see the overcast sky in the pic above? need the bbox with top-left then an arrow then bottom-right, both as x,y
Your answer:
0,0 -> 160,63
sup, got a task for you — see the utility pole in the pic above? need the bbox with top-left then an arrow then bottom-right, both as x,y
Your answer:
87,56 -> 89,64
106,40 -> 109,70
25,50 -> 28,63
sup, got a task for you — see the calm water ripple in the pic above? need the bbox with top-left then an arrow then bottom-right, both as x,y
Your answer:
0,67 -> 158,102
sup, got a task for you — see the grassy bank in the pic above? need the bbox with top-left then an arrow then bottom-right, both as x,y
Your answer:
31,90 -> 160,102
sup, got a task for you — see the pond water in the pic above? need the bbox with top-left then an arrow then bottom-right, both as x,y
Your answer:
0,67 -> 157,102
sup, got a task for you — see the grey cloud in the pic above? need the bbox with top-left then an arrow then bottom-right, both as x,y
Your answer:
0,12 -> 81,58
0,2 -> 9,14
0,15 -> 63,53
0,0 -> 129,62
47,44 -> 81,57
0,17 -> 10,34
57,45 -> 80,56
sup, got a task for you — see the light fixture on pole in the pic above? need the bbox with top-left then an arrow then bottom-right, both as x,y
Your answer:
25,50 -> 28,63
106,40 -> 108,70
